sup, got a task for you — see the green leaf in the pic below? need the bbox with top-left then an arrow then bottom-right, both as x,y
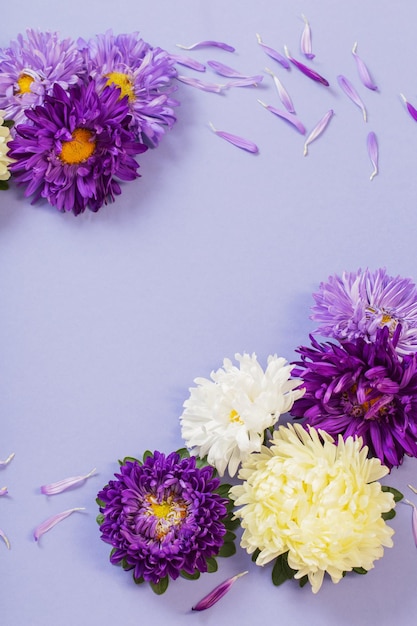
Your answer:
218,542 -> 236,557
271,553 -> 296,586
298,575 -> 309,588
96,496 -> 106,507
216,483 -> 232,498
381,485 -> 404,502
3,119 -> 14,128
150,577 -> 169,595
121,559 -> 134,571
251,548 -> 261,563
120,456 -> 140,466
224,517 -> 240,531
382,509 -> 396,521
96,514 -> 104,526
142,450 -> 153,462
205,557 -> 218,573
352,567 -> 368,575
180,569 -> 201,580
195,455 -> 210,468
0,180 -> 9,191
223,531 -> 236,543
133,575 -> 144,585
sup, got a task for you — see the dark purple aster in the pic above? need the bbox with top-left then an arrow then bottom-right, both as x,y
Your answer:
291,326 -> 417,469
97,451 -> 228,586
8,80 -> 147,215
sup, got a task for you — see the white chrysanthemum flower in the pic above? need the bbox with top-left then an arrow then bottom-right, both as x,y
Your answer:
0,110 -> 13,181
230,424 -> 395,593
179,353 -> 304,477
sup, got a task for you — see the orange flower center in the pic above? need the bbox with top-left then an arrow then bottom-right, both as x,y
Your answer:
60,128 -> 96,164
105,72 -> 135,101
17,73 -> 35,95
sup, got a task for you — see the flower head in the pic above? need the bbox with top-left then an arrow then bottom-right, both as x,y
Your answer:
230,424 -> 395,593
291,327 -> 417,468
180,353 -> 304,477
8,81 -> 147,215
0,29 -> 84,126
0,111 -> 14,185
97,451 -> 231,591
79,31 -> 178,146
311,268 -> 417,355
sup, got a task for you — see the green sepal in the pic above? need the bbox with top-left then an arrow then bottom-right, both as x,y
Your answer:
96,496 -> 106,508
150,577 -> 169,595
205,557 -> 218,573
176,447 -> 190,460
121,558 -> 134,571
271,552 -> 297,587
110,547 -> 117,558
382,509 -> 396,521
96,513 -> 104,526
224,517 -> 240,531
180,569 -> 201,580
298,575 -> 309,588
218,542 -> 236,557
119,456 -> 140,466
133,575 -> 145,585
352,567 -> 368,575
216,483 -> 232,498
381,485 -> 404,502
142,450 -> 153,462
195,455 -> 209,469
3,119 -> 14,128
251,548 -> 261,563
0,180 -> 9,191
223,530 -> 236,543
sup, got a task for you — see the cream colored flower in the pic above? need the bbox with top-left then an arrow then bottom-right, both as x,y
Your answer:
230,424 -> 395,593
180,353 -> 304,477
0,110 -> 14,182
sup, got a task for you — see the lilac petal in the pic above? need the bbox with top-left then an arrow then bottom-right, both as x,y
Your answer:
258,99 -> 305,134
226,76 -> 263,88
367,132 -> 378,181
0,452 -> 15,467
284,46 -> 329,86
0,529 -> 10,550
207,60 -> 247,78
34,507 -> 86,541
170,54 -> 206,72
0,487 -> 8,496
400,94 -> 417,122
40,468 -> 96,495
404,500 -> 417,547
256,34 -> 290,69
176,75 -> 226,93
337,75 -> 367,121
209,123 -> 259,153
408,484 -> 417,495
176,40 -> 235,52
265,67 -> 295,113
303,109 -> 334,155
301,14 -> 315,59
352,43 -> 378,90
192,571 -> 248,611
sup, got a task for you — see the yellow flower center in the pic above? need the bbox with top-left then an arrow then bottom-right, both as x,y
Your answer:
366,306 -> 398,334
105,72 -> 135,101
60,128 -> 96,164
229,409 -> 243,424
17,73 -> 35,95
146,495 -> 188,540
151,501 -> 172,519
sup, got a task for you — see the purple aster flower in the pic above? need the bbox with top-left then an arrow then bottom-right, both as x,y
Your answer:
291,327 -> 417,469
79,31 -> 178,147
0,29 -> 84,126
311,268 -> 417,355
8,81 -> 147,215
97,451 -> 231,591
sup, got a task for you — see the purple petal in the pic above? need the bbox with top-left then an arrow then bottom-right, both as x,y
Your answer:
176,40 -> 235,52
284,47 -> 329,86
176,75 -> 226,93
258,99 -> 305,134
226,76 -> 263,88
352,43 -> 378,90
404,500 -> 417,547
0,452 -> 15,467
0,487 -> 8,496
301,14 -> 315,59
337,75 -> 367,121
400,94 -> 417,122
192,571 -> 248,611
40,468 -> 96,495
170,54 -> 206,72
0,529 -> 10,550
265,67 -> 295,113
207,60 -> 246,78
209,123 -> 259,153
304,109 -> 334,155
256,34 -> 290,69
34,507 -> 86,541
367,132 -> 378,181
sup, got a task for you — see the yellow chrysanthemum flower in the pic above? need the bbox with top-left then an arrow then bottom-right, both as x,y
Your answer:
230,424 -> 395,593
0,110 -> 14,182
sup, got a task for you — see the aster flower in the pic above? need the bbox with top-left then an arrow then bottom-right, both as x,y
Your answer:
291,326 -> 417,468
230,424 -> 397,593
8,81 -> 147,215
311,268 -> 417,355
97,450 -> 237,594
0,111 -> 14,189
0,29 -> 84,126
180,353 -> 304,477
79,31 -> 178,147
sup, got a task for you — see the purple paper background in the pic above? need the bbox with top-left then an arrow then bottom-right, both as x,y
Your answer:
2,1 -> 417,624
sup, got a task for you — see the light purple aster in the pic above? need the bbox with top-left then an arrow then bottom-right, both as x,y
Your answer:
97,451 -> 229,590
311,268 -> 417,355
0,29 -> 84,126
8,81 -> 147,215
79,31 -> 178,147
291,326 -> 417,469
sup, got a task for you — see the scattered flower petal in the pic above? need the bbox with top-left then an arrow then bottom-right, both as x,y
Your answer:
352,43 -> 377,90
0,452 -> 15,467
303,109 -> 334,155
34,507 -> 86,541
258,99 -> 305,134
207,60 -> 247,78
284,46 -> 329,86
40,468 -> 97,495
0,487 -> 8,496
367,132 -> 378,181
192,571 -> 248,611
256,34 -> 290,70
226,76 -> 263,88
176,40 -> 235,52
337,75 -> 367,121
264,68 -> 295,113
0,529 -> 10,550
400,94 -> 417,122
404,499 -> 417,547
300,15 -> 315,59
409,484 -> 417,495
176,75 -> 226,93
209,122 -> 259,153
170,54 -> 206,72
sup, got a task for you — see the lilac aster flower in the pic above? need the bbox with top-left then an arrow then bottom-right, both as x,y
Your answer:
8,81 -> 147,215
79,31 -> 178,147
291,327 -> 417,469
0,29 -> 84,126
97,451 -> 233,592
311,268 -> 417,355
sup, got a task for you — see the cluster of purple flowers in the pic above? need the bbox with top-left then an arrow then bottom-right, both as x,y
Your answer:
291,268 -> 417,469
0,29 -> 178,214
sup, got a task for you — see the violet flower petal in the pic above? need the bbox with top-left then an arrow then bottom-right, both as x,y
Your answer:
258,99 -> 305,134
303,109 -> 334,155
170,54 -> 206,72
337,75 -> 367,121
40,468 -> 97,495
0,487 -> 8,496
352,43 -> 377,91
265,67 -> 295,113
400,94 -> 417,122
207,60 -> 246,78
34,507 -> 86,541
0,529 -> 10,550
192,571 -> 248,611
209,123 -> 259,153
176,40 -> 235,52
284,46 -> 329,86
0,452 -> 15,467
256,34 -> 290,70
226,76 -> 263,88
176,75 -> 226,93
367,132 -> 378,181
301,14 -> 315,59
